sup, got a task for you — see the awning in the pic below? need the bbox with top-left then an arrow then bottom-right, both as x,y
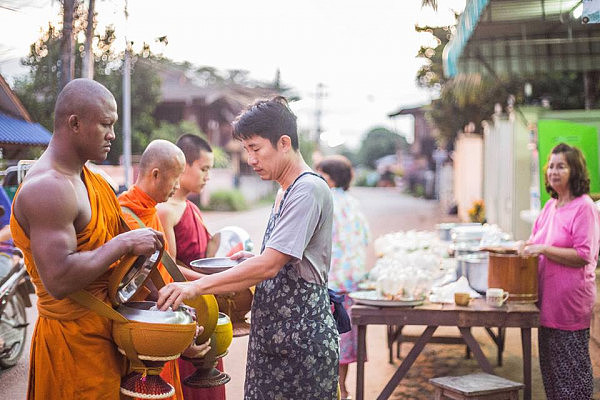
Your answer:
0,113 -> 52,146
443,0 -> 598,77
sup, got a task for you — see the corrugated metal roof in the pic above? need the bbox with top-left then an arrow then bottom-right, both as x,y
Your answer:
0,113 -> 51,146
484,0 -> 580,22
443,0 -> 490,77
444,0 -> 593,77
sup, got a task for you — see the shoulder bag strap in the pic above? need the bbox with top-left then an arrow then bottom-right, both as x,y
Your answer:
120,206 -> 187,283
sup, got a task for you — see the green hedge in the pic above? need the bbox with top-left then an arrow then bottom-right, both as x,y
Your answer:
207,189 -> 248,211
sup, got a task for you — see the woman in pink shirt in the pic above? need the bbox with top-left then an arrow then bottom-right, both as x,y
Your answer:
522,143 -> 599,399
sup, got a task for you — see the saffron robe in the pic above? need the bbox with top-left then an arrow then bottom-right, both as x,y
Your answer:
173,200 -> 210,268
117,184 -> 183,400
10,166 -> 124,399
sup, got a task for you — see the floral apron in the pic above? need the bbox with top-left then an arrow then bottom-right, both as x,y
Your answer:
244,172 -> 339,400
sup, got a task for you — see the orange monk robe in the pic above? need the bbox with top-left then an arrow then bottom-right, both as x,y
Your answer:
10,166 -> 125,399
117,185 -> 183,400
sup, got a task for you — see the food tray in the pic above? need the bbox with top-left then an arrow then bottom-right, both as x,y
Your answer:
349,290 -> 425,307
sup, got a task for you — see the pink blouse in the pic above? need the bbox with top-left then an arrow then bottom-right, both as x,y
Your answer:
529,195 -> 599,330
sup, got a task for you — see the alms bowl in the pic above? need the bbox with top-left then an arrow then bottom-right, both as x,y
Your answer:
113,302 -> 196,358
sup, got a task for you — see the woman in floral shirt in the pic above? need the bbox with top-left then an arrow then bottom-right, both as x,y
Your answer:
316,155 -> 370,400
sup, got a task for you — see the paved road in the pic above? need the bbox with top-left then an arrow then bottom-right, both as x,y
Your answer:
4,187 -> 596,399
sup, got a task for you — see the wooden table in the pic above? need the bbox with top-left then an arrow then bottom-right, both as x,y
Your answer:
352,299 -> 539,400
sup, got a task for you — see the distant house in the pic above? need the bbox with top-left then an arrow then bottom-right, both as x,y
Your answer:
388,105 -> 436,169
153,65 -> 277,174
0,74 -> 52,161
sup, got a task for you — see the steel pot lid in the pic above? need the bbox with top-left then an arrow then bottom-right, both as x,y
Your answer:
108,247 -> 163,306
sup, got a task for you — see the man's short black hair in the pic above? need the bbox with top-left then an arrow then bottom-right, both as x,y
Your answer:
176,134 -> 212,165
232,96 -> 298,150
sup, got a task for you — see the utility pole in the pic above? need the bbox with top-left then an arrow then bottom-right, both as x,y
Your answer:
122,0 -> 132,188
314,83 -> 326,148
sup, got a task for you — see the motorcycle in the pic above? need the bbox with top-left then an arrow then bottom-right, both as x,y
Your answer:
0,161 -> 35,368
0,244 -> 33,368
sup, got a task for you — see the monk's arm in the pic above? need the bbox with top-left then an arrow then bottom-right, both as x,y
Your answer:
157,247 -> 288,309
19,179 -> 162,299
156,203 -> 178,260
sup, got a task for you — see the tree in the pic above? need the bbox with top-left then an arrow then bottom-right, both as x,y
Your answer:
59,0 -> 78,91
13,22 -> 163,164
415,25 -> 452,91
416,23 -> 595,146
81,0 -> 95,79
422,0 -> 437,10
358,127 -> 408,169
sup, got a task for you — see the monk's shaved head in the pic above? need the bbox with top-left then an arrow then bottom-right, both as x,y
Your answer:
136,140 -> 186,203
138,140 -> 185,175
54,79 -> 116,131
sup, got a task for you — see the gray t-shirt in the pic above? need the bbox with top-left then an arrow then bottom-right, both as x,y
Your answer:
265,173 -> 333,285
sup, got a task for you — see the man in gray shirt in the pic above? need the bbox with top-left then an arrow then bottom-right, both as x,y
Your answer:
158,96 -> 339,399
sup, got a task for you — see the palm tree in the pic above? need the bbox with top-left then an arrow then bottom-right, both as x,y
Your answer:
422,0 -> 438,10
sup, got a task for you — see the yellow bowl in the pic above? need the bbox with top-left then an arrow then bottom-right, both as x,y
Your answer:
184,294 -> 219,344
113,320 -> 196,358
211,312 -> 233,356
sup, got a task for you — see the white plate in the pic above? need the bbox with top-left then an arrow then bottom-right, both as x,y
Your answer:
190,257 -> 242,274
349,291 -> 425,307
357,281 -> 376,290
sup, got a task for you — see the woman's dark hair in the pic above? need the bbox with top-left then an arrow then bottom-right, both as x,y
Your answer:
315,155 -> 353,191
232,96 -> 298,150
544,142 -> 590,198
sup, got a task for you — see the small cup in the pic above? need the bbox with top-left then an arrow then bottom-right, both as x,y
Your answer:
486,288 -> 509,307
454,292 -> 470,306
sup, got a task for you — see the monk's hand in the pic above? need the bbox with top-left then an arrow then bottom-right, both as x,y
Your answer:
119,228 -> 164,256
230,250 -> 254,261
182,327 -> 211,358
157,281 -> 199,311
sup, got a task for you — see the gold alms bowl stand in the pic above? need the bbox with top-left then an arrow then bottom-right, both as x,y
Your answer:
112,302 -> 197,399
181,312 -> 234,388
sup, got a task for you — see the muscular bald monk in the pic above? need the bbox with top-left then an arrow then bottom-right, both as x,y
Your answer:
10,79 -> 163,399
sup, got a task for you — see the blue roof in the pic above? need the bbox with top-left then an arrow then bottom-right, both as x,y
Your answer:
0,113 -> 52,146
443,0 -> 490,77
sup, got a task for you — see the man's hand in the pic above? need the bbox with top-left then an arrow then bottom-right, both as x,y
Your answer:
157,281 -> 200,311
117,228 -> 164,256
229,250 -> 254,261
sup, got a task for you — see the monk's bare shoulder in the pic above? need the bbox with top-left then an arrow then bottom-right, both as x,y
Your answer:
157,199 -> 185,228
14,169 -> 79,229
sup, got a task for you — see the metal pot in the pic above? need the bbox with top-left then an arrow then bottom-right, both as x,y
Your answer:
436,223 -> 481,242
451,225 -> 486,243
457,253 -> 489,293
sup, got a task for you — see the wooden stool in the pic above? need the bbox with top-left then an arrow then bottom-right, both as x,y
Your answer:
429,373 -> 524,400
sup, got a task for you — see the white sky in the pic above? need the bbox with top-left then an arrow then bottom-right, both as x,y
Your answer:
0,0 -> 466,149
